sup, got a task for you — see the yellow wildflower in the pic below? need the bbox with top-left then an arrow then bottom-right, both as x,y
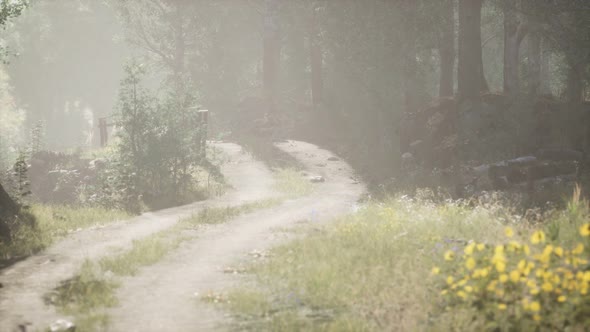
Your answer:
542,282 -> 554,293
444,250 -> 455,261
580,223 -> 590,237
457,290 -> 467,300
504,227 -> 514,238
522,298 -> 530,310
465,257 -> 476,270
533,315 -> 541,322
573,243 -> 585,255
499,274 -> 509,283
431,267 -> 441,275
558,295 -> 567,303
487,280 -> 498,292
476,243 -> 485,251
530,301 -> 541,312
498,303 -> 507,310
524,244 -> 531,255
481,268 -> 489,277
464,243 -> 475,255
554,247 -> 564,257
510,270 -> 520,283
446,276 -> 454,285
496,261 -> 506,273
530,230 -> 546,244
543,245 -> 554,256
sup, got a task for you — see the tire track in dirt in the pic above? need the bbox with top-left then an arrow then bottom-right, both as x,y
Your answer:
0,143 -> 274,332
107,140 -> 365,332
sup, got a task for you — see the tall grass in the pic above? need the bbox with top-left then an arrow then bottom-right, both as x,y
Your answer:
0,205 -> 129,261
273,169 -> 314,198
224,191 -> 590,331
52,199 -> 283,331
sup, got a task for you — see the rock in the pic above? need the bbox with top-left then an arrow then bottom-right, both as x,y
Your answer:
0,282 -> 3,288
327,156 -> 339,161
310,176 -> 325,183
49,319 -> 75,332
18,322 -> 32,332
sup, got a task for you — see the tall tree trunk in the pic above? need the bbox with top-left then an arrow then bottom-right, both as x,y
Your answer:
172,3 -> 186,91
458,0 -> 487,100
309,3 -> 323,107
400,0 -> 419,154
527,31 -> 542,95
0,183 -> 18,242
565,60 -> 584,103
503,0 -> 527,96
263,0 -> 281,114
539,38 -> 551,95
439,0 -> 455,98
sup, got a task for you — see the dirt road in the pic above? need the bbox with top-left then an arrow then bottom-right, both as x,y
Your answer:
0,141 -> 364,332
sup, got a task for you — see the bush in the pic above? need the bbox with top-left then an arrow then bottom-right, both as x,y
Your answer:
432,188 -> 590,331
98,61 -> 209,212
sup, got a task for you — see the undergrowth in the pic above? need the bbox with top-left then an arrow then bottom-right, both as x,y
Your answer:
223,189 -> 590,331
273,169 -> 314,198
0,205 -> 129,262
52,198 -> 283,331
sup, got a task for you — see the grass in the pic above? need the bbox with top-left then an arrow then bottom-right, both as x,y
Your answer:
0,205 -> 129,262
223,191 -> 590,331
99,231 -> 181,276
52,198 -> 283,331
273,169 -> 314,198
44,260 -> 118,332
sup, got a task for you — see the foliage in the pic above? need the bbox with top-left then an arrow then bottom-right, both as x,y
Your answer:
104,61 -> 207,212
273,168 -> 314,198
433,188 -> 590,331
223,190 -> 590,331
45,260 -> 118,332
50,198 -> 281,330
0,204 -> 129,261
11,149 -> 30,204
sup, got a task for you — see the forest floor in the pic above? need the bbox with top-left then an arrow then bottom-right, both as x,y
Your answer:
0,140 -> 365,332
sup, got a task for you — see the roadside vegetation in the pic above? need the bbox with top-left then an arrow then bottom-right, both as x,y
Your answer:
223,188 -> 590,331
47,198 -> 284,331
273,168 -> 314,198
0,205 -> 129,263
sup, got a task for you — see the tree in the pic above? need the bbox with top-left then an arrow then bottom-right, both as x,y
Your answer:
438,0 -> 455,97
263,0 -> 281,114
502,0 -> 528,96
0,0 -> 28,242
309,2 -> 323,106
458,0 -> 488,100
114,0 -> 195,88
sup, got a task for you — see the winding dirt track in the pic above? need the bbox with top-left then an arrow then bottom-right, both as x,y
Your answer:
0,141 -> 364,332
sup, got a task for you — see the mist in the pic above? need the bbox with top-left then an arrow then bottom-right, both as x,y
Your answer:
0,1 -> 589,331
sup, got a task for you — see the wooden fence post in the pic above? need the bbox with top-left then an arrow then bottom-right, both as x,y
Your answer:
198,109 -> 209,159
98,118 -> 108,147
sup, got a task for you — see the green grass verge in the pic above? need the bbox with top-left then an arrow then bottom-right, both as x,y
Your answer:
44,260 -> 118,332
223,193 -> 589,331
273,169 -> 314,198
0,205 -> 129,262
52,198 -> 283,331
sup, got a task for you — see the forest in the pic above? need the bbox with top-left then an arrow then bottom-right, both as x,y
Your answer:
0,0 -> 589,331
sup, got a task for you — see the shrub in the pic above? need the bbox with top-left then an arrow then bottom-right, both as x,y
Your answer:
433,212 -> 590,330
